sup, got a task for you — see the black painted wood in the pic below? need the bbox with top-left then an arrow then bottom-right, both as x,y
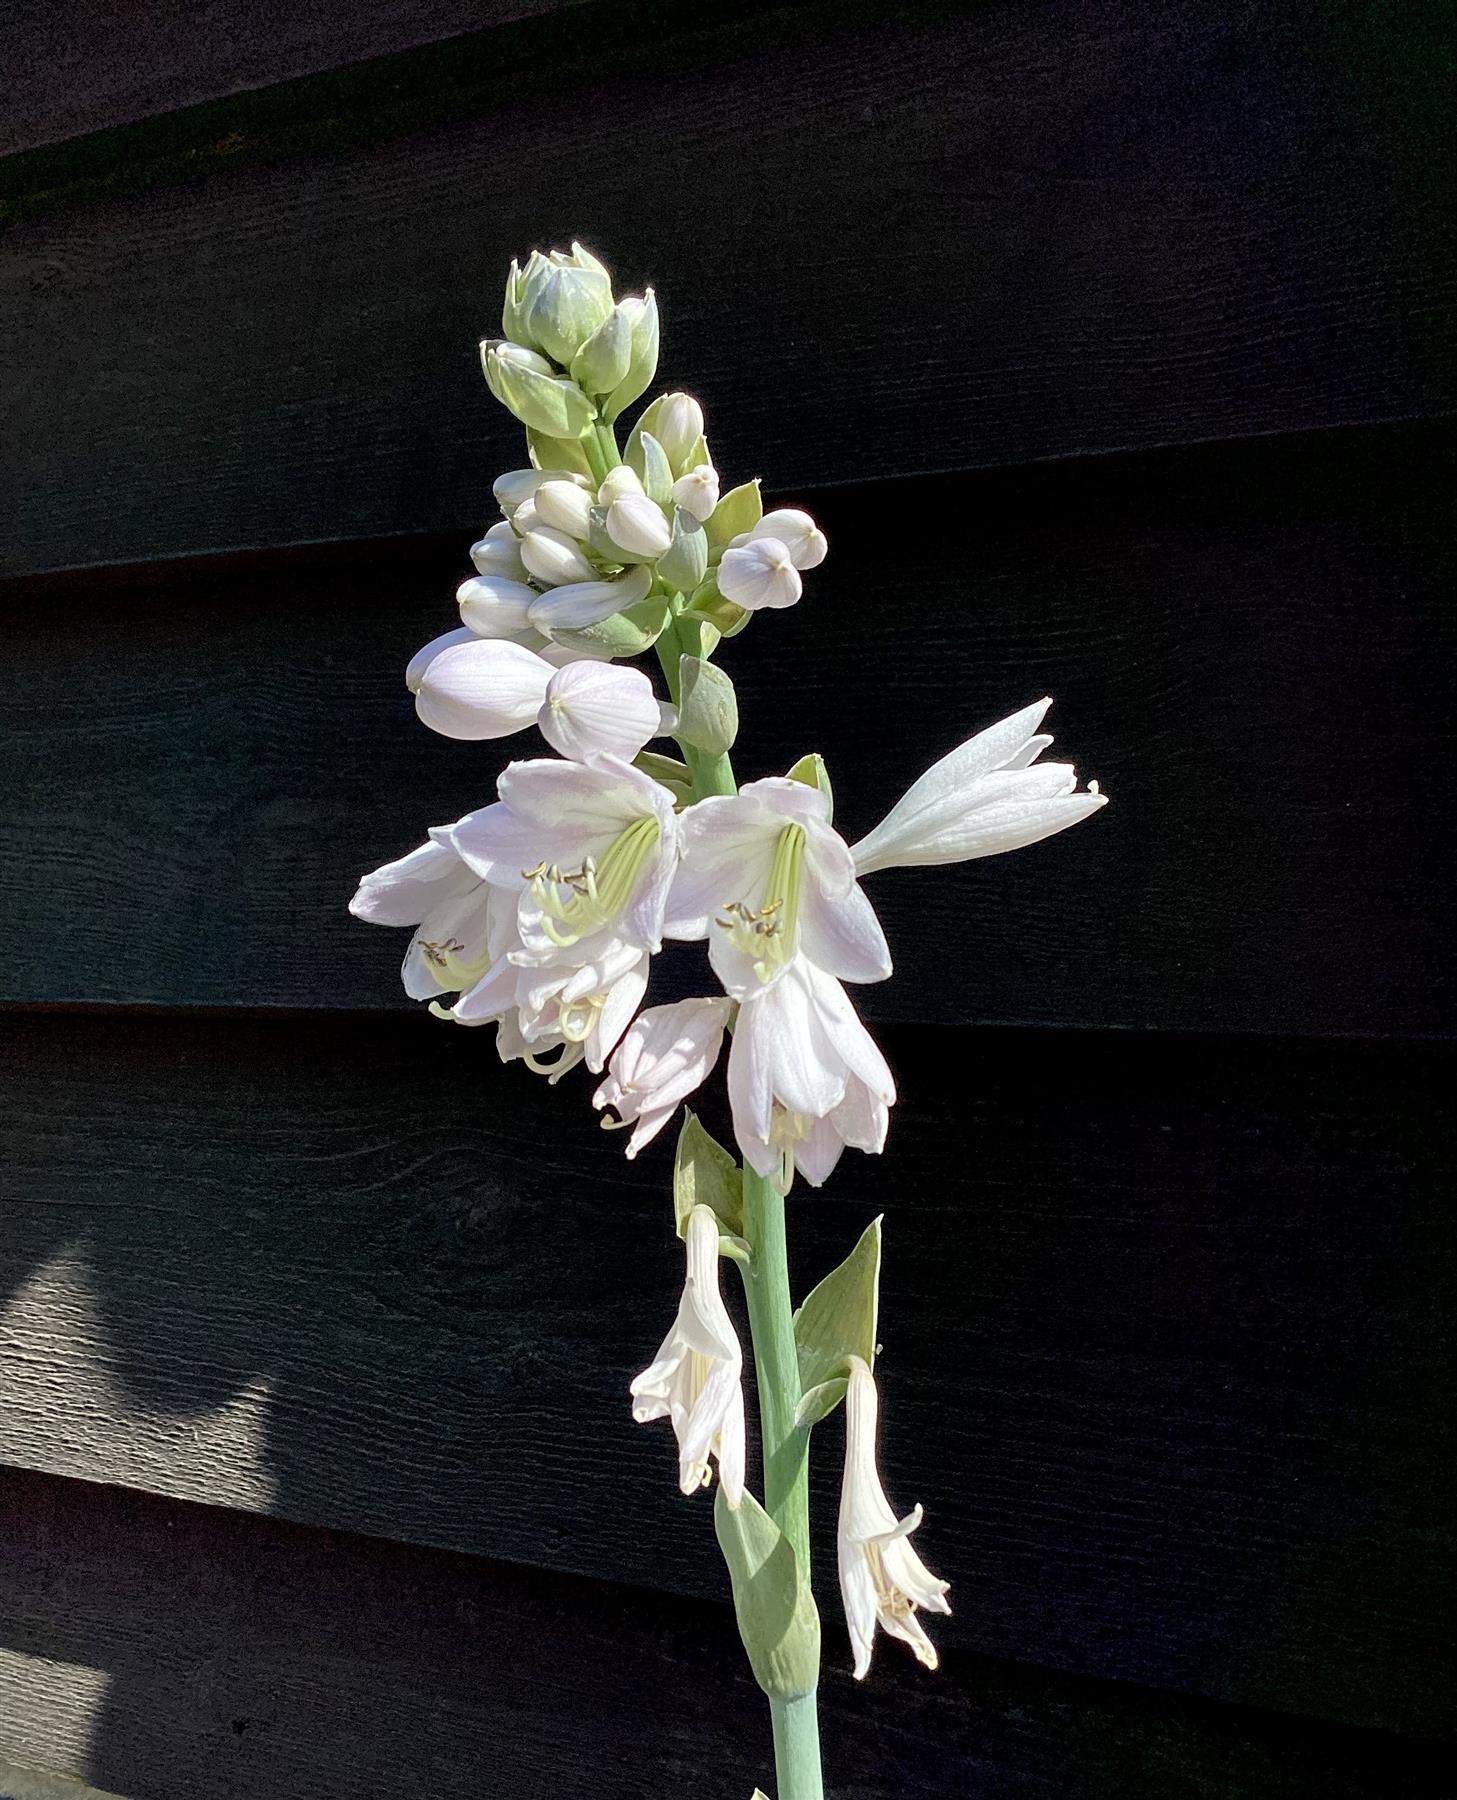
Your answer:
4,1469 -> 1449,1800
2,423 -> 1450,1035
1,1010 -> 1451,1735
4,0 -> 583,157
3,0 -> 1453,576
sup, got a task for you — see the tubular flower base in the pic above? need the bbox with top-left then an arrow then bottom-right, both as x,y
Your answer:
347,242 -> 1107,1798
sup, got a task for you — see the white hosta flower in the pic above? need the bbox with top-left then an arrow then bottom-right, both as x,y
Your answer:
533,478 -> 596,539
348,831 -> 498,1005
606,491 -> 673,560
538,660 -> 668,762
851,698 -> 1107,875
654,393 -> 705,469
838,1357 -> 949,1680
727,954 -> 894,1186
494,468 -> 567,515
594,997 -> 734,1157
405,626 -> 474,693
448,755 -> 681,957
520,525 -> 598,588
630,1203 -> 746,1505
672,464 -> 720,523
718,536 -> 802,611
415,638 -> 554,741
667,777 -> 889,998
456,574 -> 538,638
470,520 -> 528,581
743,507 -> 827,570
528,565 -> 654,635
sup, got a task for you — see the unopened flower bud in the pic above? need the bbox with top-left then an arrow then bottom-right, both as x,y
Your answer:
607,492 -> 673,561
718,536 -> 802,611
521,243 -> 614,367
673,464 -> 720,523
598,464 -> 644,506
749,507 -> 828,570
534,478 -> 596,539
470,520 -> 527,581
456,575 -> 538,637
655,393 -> 705,470
520,526 -> 598,587
602,290 -> 660,422
493,467 -> 588,515
481,341 -> 595,439
405,626 -> 474,693
528,566 -> 654,633
539,660 -> 665,762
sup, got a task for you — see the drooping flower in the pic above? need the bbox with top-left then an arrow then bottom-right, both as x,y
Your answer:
348,831 -> 500,1006
851,697 -> 1107,875
630,1203 -> 746,1505
666,777 -> 890,998
594,997 -> 734,1157
726,954 -> 895,1187
837,1356 -> 950,1680
444,932 -> 649,1077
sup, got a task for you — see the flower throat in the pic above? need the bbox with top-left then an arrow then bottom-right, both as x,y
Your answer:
528,814 -> 662,948
718,823 -> 806,983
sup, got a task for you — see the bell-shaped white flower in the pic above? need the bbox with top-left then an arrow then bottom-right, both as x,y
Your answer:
727,954 -> 894,1186
405,626 -> 474,693
349,830 -> 499,1005
457,574 -> 538,638
470,520 -> 528,581
672,464 -> 720,523
718,536 -> 802,611
838,1357 -> 950,1680
415,638 -> 554,741
448,930 -> 648,1074
630,1203 -> 746,1505
520,525 -> 598,588
538,660 -> 667,762
594,997 -> 734,1157
448,755 -> 681,957
606,491 -> 673,560
744,507 -> 827,570
528,565 -> 654,634
534,478 -> 596,539
851,697 -> 1107,874
667,777 -> 890,998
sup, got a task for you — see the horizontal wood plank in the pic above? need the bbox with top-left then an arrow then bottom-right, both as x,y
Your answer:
3,0 -> 1453,575
1,1010 -> 1451,1735
3,423 -> 1451,1036
3,1469 -> 1447,1800
4,0 -> 582,157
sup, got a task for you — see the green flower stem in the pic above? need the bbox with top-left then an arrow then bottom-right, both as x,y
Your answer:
593,418 -> 622,472
770,1694 -> 825,1800
654,611 -> 736,799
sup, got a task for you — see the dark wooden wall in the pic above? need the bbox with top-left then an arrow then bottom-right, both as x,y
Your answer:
2,3 -> 1453,1796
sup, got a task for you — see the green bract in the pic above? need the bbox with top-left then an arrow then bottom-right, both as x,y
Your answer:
482,342 -> 595,439
714,1486 -> 821,1702
674,1111 -> 743,1239
677,655 -> 740,755
793,1215 -> 882,1394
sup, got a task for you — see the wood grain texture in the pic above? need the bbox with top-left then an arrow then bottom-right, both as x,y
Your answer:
3,0 -> 584,157
4,1471 -> 1449,1800
2,0 -> 1453,575
2,422 -> 1451,1035
0,1758 -> 128,1800
1,1010 -> 1451,1735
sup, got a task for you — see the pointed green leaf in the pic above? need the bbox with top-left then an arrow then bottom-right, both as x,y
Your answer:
786,753 -> 833,823
706,477 -> 763,547
793,1376 -> 849,1431
637,431 -> 674,505
714,1486 -> 821,1702
674,1111 -> 743,1239
792,1215 -> 881,1391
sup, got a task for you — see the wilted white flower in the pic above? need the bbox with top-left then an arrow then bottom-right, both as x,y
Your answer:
718,536 -> 802,611
630,1202 -> 746,1504
594,997 -> 734,1157
837,1357 -> 949,1680
851,698 -> 1107,875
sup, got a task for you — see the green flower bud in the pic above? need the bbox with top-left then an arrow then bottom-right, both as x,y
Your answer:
602,290 -> 659,422
481,340 -> 595,439
656,508 -> 709,595
522,243 -> 614,367
501,257 -> 534,348
570,303 -> 634,398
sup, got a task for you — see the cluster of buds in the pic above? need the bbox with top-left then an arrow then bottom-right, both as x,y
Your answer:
351,244 -> 1108,1691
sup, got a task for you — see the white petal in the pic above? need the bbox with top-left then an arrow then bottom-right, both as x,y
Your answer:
405,626 -> 475,693
533,479 -> 595,539
457,575 -> 538,637
414,639 -> 553,741
607,493 -> 673,560
520,526 -> 597,587
672,465 -> 719,522
469,521 -> 528,581
597,464 -> 644,505
750,508 -> 827,569
528,565 -> 654,633
349,836 -> 475,927
538,661 -> 663,762
854,762 -> 1106,873
797,878 -> 892,985
718,537 -> 802,611
654,394 -> 705,468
